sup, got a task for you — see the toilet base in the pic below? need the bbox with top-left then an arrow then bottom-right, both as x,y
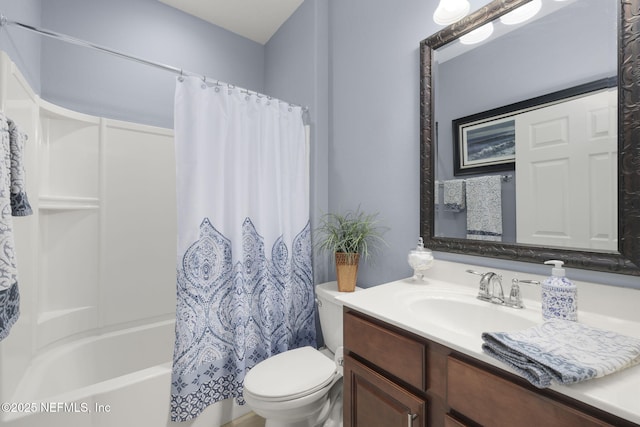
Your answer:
252,379 -> 343,427
259,398 -> 327,427
264,397 -> 341,427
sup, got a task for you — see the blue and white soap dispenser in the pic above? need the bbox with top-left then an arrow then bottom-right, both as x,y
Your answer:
541,260 -> 577,321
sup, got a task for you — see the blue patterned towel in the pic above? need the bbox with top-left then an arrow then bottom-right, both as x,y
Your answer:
0,283 -> 20,341
466,175 -> 502,241
0,113 -> 33,342
482,319 -> 640,388
443,179 -> 465,211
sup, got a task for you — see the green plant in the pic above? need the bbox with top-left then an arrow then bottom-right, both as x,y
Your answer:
315,207 -> 388,264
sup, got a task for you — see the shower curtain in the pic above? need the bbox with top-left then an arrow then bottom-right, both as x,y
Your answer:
170,77 -> 316,422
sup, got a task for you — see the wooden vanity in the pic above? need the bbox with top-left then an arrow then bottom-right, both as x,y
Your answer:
343,308 -> 640,427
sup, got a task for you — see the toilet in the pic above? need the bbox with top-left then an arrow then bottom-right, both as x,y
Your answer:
243,281 -> 358,427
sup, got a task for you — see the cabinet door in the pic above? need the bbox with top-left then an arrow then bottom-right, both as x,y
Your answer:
344,355 -> 426,427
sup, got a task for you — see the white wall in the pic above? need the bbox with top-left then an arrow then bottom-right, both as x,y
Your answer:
0,51 -> 39,402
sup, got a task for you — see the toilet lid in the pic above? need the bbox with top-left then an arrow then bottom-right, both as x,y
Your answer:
244,346 -> 337,401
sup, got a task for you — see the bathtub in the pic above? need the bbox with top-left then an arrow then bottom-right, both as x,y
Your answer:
1,320 -> 251,427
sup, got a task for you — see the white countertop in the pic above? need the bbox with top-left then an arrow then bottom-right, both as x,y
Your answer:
336,260 -> 640,425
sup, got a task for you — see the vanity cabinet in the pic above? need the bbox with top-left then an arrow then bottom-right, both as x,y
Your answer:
344,355 -> 425,427
343,308 -> 639,427
343,311 -> 427,426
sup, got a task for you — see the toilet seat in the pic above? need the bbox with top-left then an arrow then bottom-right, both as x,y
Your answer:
244,346 -> 337,402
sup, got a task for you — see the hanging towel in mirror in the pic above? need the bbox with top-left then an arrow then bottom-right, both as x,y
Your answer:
466,175 -> 502,241
443,179 -> 465,211
0,112 -> 32,341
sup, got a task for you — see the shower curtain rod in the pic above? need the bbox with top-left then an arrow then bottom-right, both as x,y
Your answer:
0,13 -> 309,112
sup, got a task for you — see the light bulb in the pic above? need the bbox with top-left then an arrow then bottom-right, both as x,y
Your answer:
433,0 -> 471,26
500,0 -> 542,26
460,22 -> 494,45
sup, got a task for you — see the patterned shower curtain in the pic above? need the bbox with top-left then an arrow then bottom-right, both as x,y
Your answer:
170,77 -> 316,421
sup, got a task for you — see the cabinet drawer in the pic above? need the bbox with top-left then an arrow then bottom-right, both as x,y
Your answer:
344,311 -> 426,391
447,357 -> 614,427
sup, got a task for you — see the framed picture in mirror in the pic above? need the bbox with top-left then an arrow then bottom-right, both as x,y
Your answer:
451,77 -> 615,176
454,114 -> 515,175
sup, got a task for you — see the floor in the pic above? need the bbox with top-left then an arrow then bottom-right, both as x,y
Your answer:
222,411 -> 266,427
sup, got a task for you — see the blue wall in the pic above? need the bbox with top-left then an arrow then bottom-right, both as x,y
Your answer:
327,0 -> 438,286
36,0 -> 264,128
318,0 -> 635,289
0,0 -> 41,92
264,0 -> 331,283
1,0 -> 636,289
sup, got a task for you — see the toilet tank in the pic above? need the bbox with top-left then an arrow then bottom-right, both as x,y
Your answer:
316,281 -> 361,353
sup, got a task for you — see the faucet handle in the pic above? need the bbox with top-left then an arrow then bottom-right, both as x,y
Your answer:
490,273 -> 504,303
505,278 -> 524,308
465,269 -> 484,276
505,278 -> 540,309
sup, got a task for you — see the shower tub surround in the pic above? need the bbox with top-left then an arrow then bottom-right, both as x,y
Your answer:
1,320 -> 252,427
0,52 -> 250,426
2,321 -> 174,426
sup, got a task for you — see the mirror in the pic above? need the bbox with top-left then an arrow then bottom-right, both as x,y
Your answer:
420,0 -> 640,275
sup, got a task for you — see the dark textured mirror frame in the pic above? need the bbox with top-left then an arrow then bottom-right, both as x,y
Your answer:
420,0 -> 640,276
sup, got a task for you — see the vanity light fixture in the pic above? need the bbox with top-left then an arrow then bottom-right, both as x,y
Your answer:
433,0 -> 471,26
500,0 -> 542,25
460,22 -> 494,45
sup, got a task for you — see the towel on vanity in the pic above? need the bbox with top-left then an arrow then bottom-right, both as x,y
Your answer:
466,175 -> 502,241
443,179 -> 465,211
482,319 -> 640,388
0,112 -> 33,341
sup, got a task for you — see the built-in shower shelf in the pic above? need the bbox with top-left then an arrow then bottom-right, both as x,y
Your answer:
39,195 -> 100,211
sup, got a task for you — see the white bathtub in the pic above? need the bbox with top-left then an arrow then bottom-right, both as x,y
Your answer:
1,320 -> 251,427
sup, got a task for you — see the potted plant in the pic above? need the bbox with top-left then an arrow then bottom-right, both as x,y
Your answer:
316,207 -> 387,292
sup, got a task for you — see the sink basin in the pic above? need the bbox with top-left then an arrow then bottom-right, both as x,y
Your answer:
405,292 -> 539,338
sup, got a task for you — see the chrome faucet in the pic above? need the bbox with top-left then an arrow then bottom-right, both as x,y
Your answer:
466,270 -> 502,304
488,273 -> 504,304
467,270 -> 540,309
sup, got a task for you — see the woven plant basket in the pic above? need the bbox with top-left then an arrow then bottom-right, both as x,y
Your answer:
335,252 -> 360,292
